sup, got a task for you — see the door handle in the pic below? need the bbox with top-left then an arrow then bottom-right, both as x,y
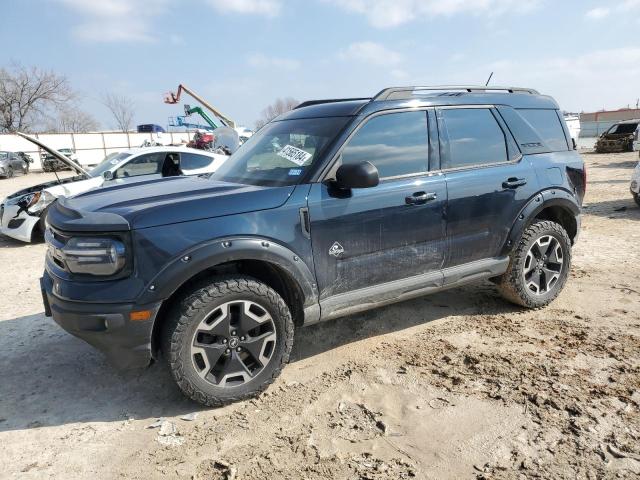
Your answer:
405,191 -> 437,205
502,177 -> 527,189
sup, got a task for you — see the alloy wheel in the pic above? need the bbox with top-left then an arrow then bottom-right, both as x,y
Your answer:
523,235 -> 564,295
190,300 -> 277,387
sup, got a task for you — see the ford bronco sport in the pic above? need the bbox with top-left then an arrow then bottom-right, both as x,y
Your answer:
41,86 -> 585,406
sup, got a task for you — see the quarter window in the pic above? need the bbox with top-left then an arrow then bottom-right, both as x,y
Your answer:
518,109 -> 568,152
181,152 -> 213,170
341,111 -> 429,178
116,152 -> 164,178
441,108 -> 509,168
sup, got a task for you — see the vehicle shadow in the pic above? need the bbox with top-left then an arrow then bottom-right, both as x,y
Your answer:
583,197 -> 640,220
0,234 -> 43,249
0,283 -> 517,433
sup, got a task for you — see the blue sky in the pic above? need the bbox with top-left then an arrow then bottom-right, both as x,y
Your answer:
2,0 -> 640,130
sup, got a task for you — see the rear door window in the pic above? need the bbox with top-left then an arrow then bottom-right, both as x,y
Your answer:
181,152 -> 213,170
440,108 -> 509,168
116,152 -> 164,178
517,109 -> 568,151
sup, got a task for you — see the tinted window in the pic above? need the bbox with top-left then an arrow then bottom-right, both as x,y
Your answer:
442,108 -> 508,168
608,122 -> 639,135
518,109 -> 568,151
341,111 -> 428,178
116,152 -> 164,178
181,152 -> 213,170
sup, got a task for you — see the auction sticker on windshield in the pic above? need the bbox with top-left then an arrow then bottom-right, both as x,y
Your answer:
277,145 -> 312,166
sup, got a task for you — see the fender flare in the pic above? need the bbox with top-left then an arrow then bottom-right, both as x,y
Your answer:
501,189 -> 581,255
135,236 -> 319,310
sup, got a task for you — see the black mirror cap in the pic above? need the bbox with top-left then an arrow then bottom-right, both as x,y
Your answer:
335,161 -> 379,189
103,170 -> 114,180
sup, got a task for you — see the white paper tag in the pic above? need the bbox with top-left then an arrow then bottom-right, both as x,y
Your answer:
277,145 -> 312,166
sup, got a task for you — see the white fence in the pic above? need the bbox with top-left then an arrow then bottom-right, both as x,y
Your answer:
0,131 -> 195,171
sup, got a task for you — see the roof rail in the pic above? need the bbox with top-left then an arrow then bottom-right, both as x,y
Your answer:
295,98 -> 371,109
374,85 -> 539,101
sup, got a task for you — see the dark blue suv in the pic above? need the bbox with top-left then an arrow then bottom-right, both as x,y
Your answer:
41,86 -> 585,406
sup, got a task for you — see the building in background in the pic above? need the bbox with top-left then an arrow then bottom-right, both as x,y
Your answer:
580,108 -> 640,138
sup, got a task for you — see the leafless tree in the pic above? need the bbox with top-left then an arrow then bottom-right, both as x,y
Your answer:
45,105 -> 100,133
0,63 -> 73,132
102,92 -> 135,132
255,97 -> 299,130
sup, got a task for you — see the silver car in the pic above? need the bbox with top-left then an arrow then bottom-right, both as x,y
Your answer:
0,151 -> 29,178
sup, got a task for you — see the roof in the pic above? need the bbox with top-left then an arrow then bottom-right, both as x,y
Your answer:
612,118 -> 640,124
120,146 -> 220,157
280,85 -> 559,120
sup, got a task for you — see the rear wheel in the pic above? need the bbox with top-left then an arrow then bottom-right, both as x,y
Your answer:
498,220 -> 571,308
163,276 -> 294,406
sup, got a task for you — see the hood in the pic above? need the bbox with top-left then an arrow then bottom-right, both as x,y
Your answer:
59,175 -> 295,230
4,174 -> 86,201
16,132 -> 89,176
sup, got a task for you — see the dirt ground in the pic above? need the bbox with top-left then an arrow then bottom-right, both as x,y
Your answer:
0,153 -> 639,480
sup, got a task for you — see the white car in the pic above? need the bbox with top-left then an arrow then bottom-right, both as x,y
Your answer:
631,159 -> 640,207
0,133 -> 228,242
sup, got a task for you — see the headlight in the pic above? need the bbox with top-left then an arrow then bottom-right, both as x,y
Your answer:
61,237 -> 127,276
23,190 -> 55,213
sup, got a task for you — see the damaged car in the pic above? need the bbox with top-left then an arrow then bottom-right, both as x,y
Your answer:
0,151 -> 30,178
0,132 -> 229,242
40,85 -> 585,406
595,119 -> 640,153
42,148 -> 80,172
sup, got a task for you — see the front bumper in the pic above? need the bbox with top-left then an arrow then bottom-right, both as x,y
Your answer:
0,202 -> 40,242
41,271 -> 161,370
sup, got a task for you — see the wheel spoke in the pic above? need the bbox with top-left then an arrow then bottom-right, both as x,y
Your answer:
241,332 -> 276,367
239,301 -> 272,333
542,267 -> 559,290
200,344 -> 226,369
527,269 -> 542,292
198,303 -> 231,337
548,242 -> 563,264
524,251 -> 536,274
218,351 -> 252,385
536,236 -> 552,257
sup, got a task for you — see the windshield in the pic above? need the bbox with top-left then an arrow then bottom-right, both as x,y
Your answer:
210,117 -> 350,186
88,152 -> 132,177
608,123 -> 639,135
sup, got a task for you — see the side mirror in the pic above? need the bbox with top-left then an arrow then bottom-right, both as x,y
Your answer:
103,170 -> 114,181
334,161 -> 379,189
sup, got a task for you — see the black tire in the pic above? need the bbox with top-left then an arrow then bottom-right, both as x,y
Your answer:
23,164 -> 29,174
634,193 -> 640,208
498,220 -> 571,308
163,276 -> 294,406
6,167 -> 14,178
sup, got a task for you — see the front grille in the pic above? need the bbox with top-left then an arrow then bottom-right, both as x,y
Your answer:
45,227 -> 70,272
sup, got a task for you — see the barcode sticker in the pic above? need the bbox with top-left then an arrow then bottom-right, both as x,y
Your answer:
277,145 -> 312,166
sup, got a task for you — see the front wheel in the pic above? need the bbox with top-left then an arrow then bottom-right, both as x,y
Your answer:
634,193 -> 640,208
6,167 -> 14,178
498,220 -> 572,308
163,276 -> 294,406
